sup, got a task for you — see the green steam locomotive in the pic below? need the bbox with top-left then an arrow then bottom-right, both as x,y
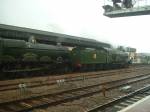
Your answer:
0,37 -> 130,77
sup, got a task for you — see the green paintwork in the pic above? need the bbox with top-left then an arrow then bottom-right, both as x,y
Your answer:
70,47 -> 128,66
1,38 -> 69,62
71,47 -> 107,65
0,37 -> 129,70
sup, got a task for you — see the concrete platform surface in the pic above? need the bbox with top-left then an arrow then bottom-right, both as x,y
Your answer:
119,95 -> 150,112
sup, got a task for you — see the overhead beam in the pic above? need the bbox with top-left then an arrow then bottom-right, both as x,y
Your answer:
104,6 -> 150,17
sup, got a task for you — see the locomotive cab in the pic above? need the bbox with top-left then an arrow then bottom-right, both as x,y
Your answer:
70,47 -> 108,71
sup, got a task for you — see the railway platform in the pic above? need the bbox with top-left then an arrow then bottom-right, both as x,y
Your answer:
119,95 -> 150,112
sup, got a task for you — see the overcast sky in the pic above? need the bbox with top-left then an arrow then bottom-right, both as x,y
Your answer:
0,0 -> 150,52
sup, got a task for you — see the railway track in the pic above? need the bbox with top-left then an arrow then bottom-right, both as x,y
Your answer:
0,66 -> 149,92
87,85 -> 150,112
1,64 -> 143,80
0,72 -> 150,112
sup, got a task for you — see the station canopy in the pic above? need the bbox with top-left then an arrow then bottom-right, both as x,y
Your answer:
0,24 -> 111,48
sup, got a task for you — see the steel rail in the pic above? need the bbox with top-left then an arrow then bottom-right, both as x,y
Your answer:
0,73 -> 150,112
0,66 -> 148,92
86,85 -> 150,112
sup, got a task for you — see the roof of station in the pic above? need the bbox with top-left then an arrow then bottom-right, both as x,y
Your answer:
0,24 -> 111,48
